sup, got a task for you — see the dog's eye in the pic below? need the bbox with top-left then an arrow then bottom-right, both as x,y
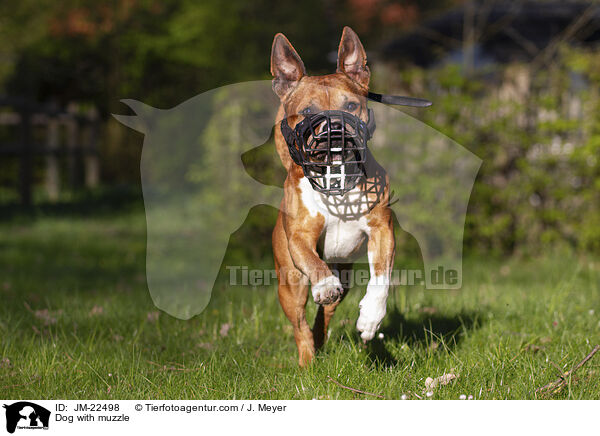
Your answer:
345,102 -> 359,111
300,107 -> 313,116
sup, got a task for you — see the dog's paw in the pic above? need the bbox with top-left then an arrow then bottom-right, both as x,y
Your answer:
312,275 -> 344,305
356,296 -> 387,342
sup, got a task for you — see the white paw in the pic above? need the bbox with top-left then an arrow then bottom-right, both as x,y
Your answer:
312,275 -> 344,305
356,296 -> 387,341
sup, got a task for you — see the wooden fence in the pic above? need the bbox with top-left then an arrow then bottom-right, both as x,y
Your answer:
0,97 -> 100,206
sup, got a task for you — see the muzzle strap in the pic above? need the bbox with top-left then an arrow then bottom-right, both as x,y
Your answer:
280,117 -> 303,166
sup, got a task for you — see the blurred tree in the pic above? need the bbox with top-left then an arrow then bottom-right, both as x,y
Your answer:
3,0 -> 600,256
0,0 -> 53,87
2,0 -> 346,113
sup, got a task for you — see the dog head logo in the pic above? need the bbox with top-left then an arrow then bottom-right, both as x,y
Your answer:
3,402 -> 50,434
114,36 -> 481,321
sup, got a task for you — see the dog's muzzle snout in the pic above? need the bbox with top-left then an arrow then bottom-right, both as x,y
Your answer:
281,109 -> 376,195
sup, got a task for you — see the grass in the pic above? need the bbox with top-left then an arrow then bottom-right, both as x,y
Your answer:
1,203 -> 600,400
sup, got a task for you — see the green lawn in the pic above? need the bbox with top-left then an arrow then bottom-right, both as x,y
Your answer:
1,205 -> 599,400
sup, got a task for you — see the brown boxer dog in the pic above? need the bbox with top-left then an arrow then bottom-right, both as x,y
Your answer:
271,27 -> 395,366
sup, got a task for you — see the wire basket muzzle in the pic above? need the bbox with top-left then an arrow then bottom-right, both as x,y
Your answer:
297,110 -> 368,195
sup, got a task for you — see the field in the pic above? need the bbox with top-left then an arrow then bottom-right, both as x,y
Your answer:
1,201 -> 599,400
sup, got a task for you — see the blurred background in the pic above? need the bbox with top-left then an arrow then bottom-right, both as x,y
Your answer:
2,0 -> 600,258
4,1 -> 600,400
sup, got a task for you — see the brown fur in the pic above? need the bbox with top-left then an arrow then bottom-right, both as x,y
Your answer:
271,27 -> 395,366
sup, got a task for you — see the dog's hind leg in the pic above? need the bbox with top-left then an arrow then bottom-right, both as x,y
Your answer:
313,263 -> 352,350
273,212 -> 315,366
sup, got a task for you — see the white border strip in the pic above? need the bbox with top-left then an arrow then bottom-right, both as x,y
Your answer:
0,400 -> 595,436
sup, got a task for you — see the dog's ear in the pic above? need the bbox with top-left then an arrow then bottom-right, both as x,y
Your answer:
271,33 -> 306,99
336,26 -> 370,89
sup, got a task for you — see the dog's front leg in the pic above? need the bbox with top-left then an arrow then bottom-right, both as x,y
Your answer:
285,220 -> 344,305
357,209 -> 395,341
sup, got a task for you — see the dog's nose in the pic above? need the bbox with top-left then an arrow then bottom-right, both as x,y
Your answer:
315,120 -> 343,134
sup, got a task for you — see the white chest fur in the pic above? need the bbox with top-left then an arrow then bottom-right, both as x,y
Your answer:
298,177 -> 371,262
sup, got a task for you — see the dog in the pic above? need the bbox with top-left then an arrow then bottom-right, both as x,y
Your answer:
271,26 -> 395,366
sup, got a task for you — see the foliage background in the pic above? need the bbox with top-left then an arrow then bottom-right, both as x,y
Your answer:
1,0 -> 600,256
